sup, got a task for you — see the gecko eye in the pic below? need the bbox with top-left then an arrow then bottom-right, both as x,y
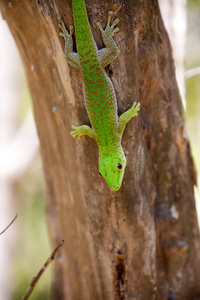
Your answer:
99,172 -> 102,176
117,163 -> 122,170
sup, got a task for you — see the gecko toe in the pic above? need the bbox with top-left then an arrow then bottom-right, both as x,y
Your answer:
69,25 -> 74,35
96,21 -> 103,30
111,18 -> 119,29
113,27 -> 119,34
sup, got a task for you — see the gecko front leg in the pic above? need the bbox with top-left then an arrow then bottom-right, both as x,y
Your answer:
97,11 -> 120,68
118,102 -> 140,137
71,125 -> 95,140
58,18 -> 80,69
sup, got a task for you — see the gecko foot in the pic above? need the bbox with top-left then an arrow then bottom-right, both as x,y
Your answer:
70,125 -> 84,140
96,11 -> 119,37
131,102 -> 140,117
70,125 -> 95,140
58,17 -> 74,42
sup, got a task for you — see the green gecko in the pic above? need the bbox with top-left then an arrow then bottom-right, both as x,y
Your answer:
59,0 -> 140,191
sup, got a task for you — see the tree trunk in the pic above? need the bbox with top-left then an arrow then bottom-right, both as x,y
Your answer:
1,0 -> 200,299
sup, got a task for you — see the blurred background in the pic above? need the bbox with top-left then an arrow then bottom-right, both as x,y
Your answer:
0,0 -> 200,299
0,8 -> 51,300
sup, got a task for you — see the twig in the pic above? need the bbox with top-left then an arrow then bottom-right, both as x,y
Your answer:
0,214 -> 18,235
22,240 -> 64,300
185,66 -> 200,79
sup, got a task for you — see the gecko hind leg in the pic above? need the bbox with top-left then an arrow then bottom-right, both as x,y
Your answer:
118,102 -> 140,137
97,11 -> 120,68
58,17 -> 80,69
70,125 -> 95,140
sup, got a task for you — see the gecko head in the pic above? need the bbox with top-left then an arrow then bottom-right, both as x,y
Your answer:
99,151 -> 126,191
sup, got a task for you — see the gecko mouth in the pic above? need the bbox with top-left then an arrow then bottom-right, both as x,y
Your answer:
107,181 -> 120,191
112,186 -> 120,191
104,172 -> 121,191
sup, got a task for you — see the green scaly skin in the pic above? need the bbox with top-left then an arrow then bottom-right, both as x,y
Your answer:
59,0 -> 140,191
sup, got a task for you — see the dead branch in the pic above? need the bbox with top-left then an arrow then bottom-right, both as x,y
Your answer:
0,214 -> 18,235
22,240 -> 64,300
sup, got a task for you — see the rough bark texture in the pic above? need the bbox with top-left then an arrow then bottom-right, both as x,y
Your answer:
1,0 -> 200,299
